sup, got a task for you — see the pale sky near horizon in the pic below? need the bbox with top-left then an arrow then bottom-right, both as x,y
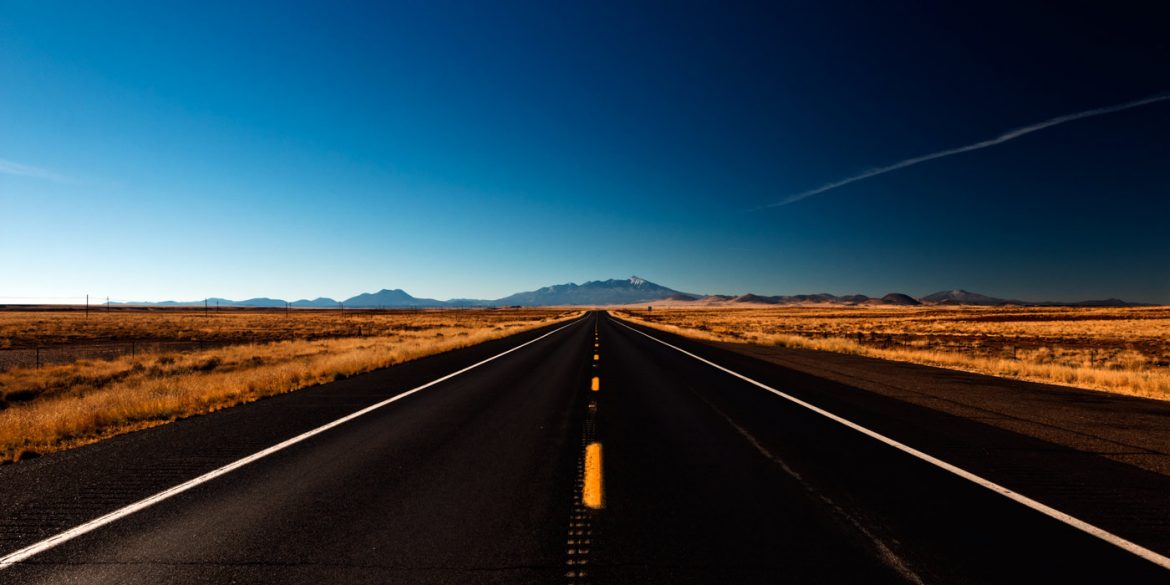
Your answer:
2,1 -> 1167,304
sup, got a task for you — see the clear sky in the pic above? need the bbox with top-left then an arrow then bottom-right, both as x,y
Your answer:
2,1 -> 1167,303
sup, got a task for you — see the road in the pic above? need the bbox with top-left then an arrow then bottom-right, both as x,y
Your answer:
1,311 -> 1169,583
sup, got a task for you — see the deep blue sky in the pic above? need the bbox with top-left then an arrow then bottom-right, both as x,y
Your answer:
2,1 -> 1167,303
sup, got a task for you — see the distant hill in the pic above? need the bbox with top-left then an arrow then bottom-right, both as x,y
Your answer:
444,298 -> 495,307
914,290 -> 1144,307
837,294 -> 870,304
879,293 -> 921,306
730,293 -> 875,305
342,289 -> 444,308
109,280 -> 1147,309
920,289 -> 1019,306
492,276 -> 690,306
143,297 -> 288,308
235,297 -> 288,308
733,293 -> 780,304
1067,298 -> 1144,307
701,295 -> 736,302
291,297 -> 339,308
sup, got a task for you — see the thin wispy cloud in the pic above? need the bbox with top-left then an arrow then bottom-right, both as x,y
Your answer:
0,158 -> 72,183
765,92 -> 1170,208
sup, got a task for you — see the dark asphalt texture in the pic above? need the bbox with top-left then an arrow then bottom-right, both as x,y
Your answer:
1,312 -> 1168,584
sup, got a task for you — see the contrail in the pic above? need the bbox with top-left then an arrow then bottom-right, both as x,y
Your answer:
765,92 -> 1170,208
0,158 -> 70,183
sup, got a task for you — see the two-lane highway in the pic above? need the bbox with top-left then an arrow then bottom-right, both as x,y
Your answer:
1,312 -> 1169,583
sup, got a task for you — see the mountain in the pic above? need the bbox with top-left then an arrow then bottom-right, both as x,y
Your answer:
141,297 -> 286,308
107,281 -> 1148,309
444,298 -> 495,307
920,289 -> 1019,306
235,297 -> 288,308
878,293 -> 921,306
702,294 -> 736,302
342,289 -> 444,308
1068,298 -> 1143,307
837,294 -> 871,304
291,297 -> 339,308
733,294 -> 780,304
787,293 -> 849,303
492,276 -> 689,306
694,289 -> 1126,307
731,293 -> 873,305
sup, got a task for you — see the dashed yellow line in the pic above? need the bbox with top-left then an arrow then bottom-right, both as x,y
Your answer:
591,376 -> 600,392
593,354 -> 599,361
583,442 -> 604,509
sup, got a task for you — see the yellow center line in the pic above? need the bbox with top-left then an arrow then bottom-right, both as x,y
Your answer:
593,354 -> 599,361
583,442 -> 604,509
591,376 -> 600,391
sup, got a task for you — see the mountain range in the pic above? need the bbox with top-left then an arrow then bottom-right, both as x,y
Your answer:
121,278 -> 1146,308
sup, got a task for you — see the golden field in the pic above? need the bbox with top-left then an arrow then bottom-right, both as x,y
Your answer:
0,307 -> 540,348
0,308 -> 579,463
613,306 -> 1170,400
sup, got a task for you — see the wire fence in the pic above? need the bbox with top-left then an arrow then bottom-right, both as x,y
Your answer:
0,340 -> 239,372
0,298 -> 554,372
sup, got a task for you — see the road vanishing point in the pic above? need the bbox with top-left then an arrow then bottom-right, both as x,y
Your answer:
2,312 -> 1170,584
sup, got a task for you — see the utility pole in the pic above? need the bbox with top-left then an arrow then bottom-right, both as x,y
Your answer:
86,294 -> 89,318
106,296 -> 110,312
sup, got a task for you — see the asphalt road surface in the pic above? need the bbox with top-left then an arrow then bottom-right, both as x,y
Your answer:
1,312 -> 1169,584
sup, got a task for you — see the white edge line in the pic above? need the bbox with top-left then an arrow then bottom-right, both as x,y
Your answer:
0,317 -> 585,569
610,316 -> 1170,571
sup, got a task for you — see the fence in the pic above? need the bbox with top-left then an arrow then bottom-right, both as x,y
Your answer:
0,340 -> 236,372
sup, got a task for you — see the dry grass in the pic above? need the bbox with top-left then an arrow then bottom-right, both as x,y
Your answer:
612,306 -> 1170,400
0,308 -> 551,348
0,309 -> 579,463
